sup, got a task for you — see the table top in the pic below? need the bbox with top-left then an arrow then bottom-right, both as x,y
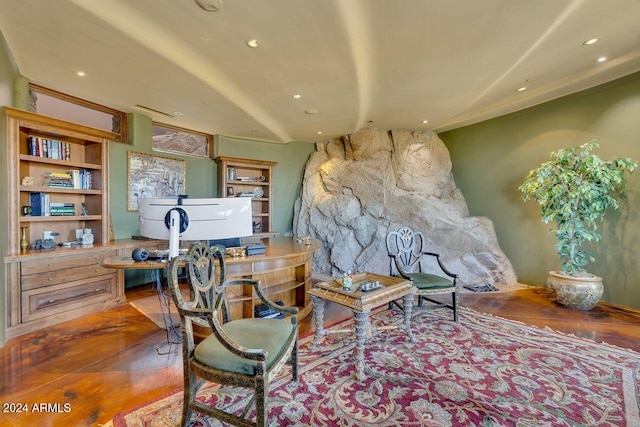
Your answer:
102,236 -> 321,270
309,272 -> 412,311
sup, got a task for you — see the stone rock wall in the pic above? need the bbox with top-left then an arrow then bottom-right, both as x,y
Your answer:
293,128 -> 518,287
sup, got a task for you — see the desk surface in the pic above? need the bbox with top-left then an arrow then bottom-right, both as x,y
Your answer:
102,237 -> 320,270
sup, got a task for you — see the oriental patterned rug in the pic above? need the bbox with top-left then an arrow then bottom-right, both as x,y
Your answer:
111,307 -> 640,426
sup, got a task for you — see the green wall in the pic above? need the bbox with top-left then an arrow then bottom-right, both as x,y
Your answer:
440,72 -> 640,309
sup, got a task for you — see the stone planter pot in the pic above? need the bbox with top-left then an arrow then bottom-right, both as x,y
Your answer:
547,271 -> 603,310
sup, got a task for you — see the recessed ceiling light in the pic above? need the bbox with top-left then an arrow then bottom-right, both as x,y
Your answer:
595,56 -> 607,63
517,86 -> 527,92
305,108 -> 319,115
317,131 -> 323,135
292,94 -> 302,99
172,111 -> 182,116
75,70 -> 86,77
246,39 -> 259,48
583,38 -> 599,46
421,119 -> 428,124
367,120 -> 374,123
250,129 -> 259,133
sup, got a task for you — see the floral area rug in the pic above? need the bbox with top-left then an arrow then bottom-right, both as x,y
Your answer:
113,307 -> 640,426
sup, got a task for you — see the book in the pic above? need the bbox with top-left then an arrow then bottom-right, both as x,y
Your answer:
29,192 -> 46,216
67,170 -> 81,189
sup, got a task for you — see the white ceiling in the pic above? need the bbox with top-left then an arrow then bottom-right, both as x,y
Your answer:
1,0 -> 639,144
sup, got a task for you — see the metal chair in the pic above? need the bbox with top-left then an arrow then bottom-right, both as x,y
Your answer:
167,242 -> 299,427
386,226 -> 459,321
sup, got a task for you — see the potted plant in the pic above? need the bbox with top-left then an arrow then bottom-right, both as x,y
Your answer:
519,140 -> 637,310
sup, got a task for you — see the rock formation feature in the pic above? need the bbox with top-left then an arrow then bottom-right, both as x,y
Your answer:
293,128 -> 518,287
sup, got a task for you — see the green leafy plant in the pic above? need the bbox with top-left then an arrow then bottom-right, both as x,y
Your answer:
519,140 -> 637,276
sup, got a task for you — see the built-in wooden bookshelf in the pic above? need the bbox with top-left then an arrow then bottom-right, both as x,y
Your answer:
5,107 -> 112,251
214,156 -> 277,239
2,107 -> 125,338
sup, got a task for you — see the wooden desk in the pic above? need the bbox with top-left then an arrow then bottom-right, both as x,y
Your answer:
103,237 -> 320,321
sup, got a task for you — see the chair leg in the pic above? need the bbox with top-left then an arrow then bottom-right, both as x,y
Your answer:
292,340 -> 299,382
182,371 -> 196,427
452,291 -> 459,322
255,378 -> 267,427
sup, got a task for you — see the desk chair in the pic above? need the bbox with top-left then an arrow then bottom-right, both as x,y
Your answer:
386,226 -> 459,321
167,242 -> 299,427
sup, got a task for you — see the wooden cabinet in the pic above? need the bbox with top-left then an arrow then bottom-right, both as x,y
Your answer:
2,107 -> 121,339
214,156 -> 277,238
4,107 -> 113,250
223,237 -> 319,320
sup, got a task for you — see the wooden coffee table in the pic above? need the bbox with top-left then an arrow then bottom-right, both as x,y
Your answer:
308,272 -> 416,381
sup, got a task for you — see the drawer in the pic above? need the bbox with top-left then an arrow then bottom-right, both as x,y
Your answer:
21,275 -> 116,322
21,250 -> 118,276
21,263 -> 116,291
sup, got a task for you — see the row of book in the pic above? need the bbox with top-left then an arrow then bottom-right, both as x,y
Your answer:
29,192 -> 76,216
27,136 -> 71,161
44,170 -> 93,190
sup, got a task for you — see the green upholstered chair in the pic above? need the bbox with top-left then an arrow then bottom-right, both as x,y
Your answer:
386,226 -> 459,321
167,242 -> 299,427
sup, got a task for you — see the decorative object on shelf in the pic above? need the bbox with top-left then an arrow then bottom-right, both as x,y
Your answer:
226,186 -> 234,196
20,227 -> 29,251
81,202 -> 89,215
259,175 -> 266,182
342,270 -> 353,291
252,221 -> 263,233
127,151 -> 186,211
227,168 -> 236,181
82,228 -> 94,246
21,206 -> 32,216
227,246 -> 245,258
21,176 -> 35,186
35,238 -> 56,250
520,140 -> 637,310
253,187 -> 264,198
296,236 -> 312,246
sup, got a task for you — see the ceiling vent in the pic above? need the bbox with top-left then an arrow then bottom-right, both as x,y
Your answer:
132,105 -> 175,118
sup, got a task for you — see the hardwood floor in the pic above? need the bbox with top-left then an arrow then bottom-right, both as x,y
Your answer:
2,284 -> 640,426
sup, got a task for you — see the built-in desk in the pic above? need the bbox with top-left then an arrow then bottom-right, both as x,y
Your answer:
103,237 -> 320,321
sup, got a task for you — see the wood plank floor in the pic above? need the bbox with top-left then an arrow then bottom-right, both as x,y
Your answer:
2,284 -> 640,426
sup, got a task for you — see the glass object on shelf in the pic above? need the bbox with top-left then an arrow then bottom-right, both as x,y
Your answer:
253,187 -> 264,198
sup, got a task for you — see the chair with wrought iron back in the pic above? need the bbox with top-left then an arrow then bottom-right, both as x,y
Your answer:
167,241 -> 299,427
386,226 -> 459,321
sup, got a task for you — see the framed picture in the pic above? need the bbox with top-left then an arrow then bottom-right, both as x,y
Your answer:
152,122 -> 213,158
127,151 -> 186,211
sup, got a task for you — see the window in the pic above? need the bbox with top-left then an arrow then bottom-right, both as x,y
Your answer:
29,84 -> 127,143
152,122 -> 213,159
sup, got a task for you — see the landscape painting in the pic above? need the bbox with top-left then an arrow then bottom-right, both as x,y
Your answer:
127,151 -> 185,211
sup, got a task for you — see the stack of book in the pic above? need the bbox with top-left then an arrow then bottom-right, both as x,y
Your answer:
49,203 -> 75,216
45,172 -> 74,188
